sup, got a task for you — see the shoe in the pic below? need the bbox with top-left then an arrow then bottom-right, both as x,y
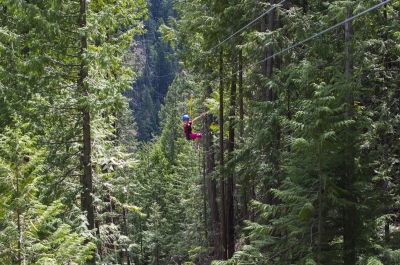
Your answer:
194,143 -> 199,151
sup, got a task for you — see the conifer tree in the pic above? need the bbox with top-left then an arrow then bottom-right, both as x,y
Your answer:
0,0 -> 147,263
127,0 -> 398,264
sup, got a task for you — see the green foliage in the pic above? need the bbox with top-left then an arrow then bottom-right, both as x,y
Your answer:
0,125 -> 95,264
125,0 -> 178,142
155,0 -> 400,264
0,0 -> 146,263
126,70 -> 209,264
1,0 -> 399,264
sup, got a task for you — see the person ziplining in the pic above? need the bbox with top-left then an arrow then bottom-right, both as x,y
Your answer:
182,93 -> 207,150
182,113 -> 205,151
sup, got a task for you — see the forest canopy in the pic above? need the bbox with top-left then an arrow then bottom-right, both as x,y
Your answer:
0,0 -> 400,265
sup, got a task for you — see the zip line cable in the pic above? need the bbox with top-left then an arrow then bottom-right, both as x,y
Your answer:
217,0 -> 391,83
205,0 -> 286,54
189,0 -> 286,66
162,1 -> 285,111
149,0 -> 286,78
140,0 -> 389,90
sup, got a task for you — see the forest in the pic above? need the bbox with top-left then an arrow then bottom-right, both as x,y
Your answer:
0,0 -> 399,265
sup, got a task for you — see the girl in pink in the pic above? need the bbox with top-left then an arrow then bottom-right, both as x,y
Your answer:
182,113 -> 205,150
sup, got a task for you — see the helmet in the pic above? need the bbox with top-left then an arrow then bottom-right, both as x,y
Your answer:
182,114 -> 190,121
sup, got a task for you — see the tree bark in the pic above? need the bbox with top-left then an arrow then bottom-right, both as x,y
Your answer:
381,2 -> 391,245
219,49 -> 227,260
122,208 -> 131,265
262,0 -> 280,206
79,1 -> 95,263
239,49 -> 243,137
343,6 -> 356,265
227,69 -> 236,258
204,84 -> 220,256
203,157 -> 208,240
261,0 -> 275,102
318,141 -> 323,263
238,49 -> 249,226
16,162 -> 21,265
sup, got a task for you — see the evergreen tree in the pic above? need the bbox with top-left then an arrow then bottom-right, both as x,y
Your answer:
0,0 -> 147,263
127,0 -> 178,142
159,0 -> 400,264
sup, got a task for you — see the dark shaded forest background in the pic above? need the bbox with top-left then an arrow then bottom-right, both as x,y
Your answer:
126,0 -> 177,142
1,0 -> 400,265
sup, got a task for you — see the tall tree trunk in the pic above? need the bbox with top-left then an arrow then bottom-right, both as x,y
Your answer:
219,49 -> 227,260
261,0 -> 275,102
271,0 -> 281,204
238,49 -> 249,225
79,1 -> 95,263
381,2 -> 391,244
318,140 -> 323,263
203,158 -> 208,239
343,6 -> 356,265
262,0 -> 280,206
16,163 -> 21,265
122,208 -> 131,265
239,49 -> 243,138
227,69 -> 236,258
205,84 -> 220,258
